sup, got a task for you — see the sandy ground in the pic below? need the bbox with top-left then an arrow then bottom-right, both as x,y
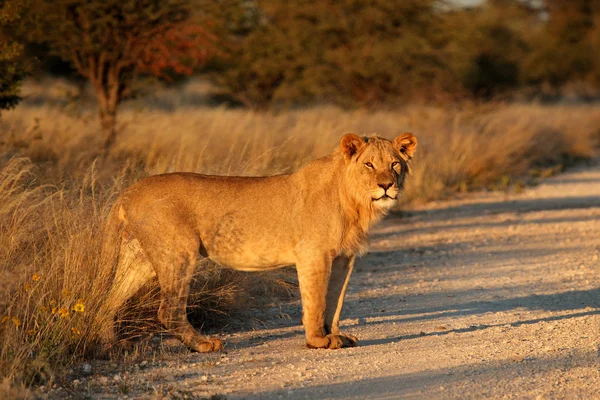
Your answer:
60,163 -> 600,399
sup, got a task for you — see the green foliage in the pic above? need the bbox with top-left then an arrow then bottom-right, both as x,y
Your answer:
207,0 -> 600,108
522,1 -> 600,87
442,1 -> 536,97
11,0 -> 600,109
0,0 -> 29,113
215,0 -> 456,109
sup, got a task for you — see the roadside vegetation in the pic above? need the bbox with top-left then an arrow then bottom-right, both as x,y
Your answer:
1,80 -> 599,394
2,0 -> 600,396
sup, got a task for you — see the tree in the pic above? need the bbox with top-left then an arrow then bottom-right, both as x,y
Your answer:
214,0 -> 452,109
24,0 -> 217,150
441,1 -> 537,97
522,1 -> 600,88
0,0 -> 29,114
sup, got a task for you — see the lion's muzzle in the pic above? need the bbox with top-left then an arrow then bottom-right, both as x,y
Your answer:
372,185 -> 398,202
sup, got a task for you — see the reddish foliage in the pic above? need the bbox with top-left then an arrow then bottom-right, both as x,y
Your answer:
137,22 -> 219,79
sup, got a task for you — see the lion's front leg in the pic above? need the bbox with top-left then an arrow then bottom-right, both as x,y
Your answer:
324,255 -> 357,346
296,255 -> 356,350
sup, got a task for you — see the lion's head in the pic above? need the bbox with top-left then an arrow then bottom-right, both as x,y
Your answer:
339,132 -> 417,212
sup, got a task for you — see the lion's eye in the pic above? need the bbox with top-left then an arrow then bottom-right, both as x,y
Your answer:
365,162 -> 374,169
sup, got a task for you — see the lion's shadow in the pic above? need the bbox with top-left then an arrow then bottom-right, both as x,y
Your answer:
220,285 -> 600,350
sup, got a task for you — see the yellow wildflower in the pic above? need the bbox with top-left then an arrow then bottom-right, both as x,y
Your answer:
61,289 -> 72,298
32,273 -> 41,282
72,299 -> 85,313
71,327 -> 81,336
39,306 -> 48,314
1,316 -> 9,324
51,307 -> 58,315
49,299 -> 56,306
24,284 -> 31,292
58,308 -> 70,318
11,317 -> 21,327
27,329 -> 37,336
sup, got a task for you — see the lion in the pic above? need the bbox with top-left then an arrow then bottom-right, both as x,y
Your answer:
98,132 -> 417,352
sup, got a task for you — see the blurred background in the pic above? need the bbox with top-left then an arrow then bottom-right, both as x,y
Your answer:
4,1 -> 600,116
2,0 -> 600,390
6,0 -> 600,109
2,0 -> 600,190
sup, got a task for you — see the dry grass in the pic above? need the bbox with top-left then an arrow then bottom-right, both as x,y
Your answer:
1,79 -> 600,392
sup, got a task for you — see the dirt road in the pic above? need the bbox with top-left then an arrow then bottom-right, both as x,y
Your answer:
80,164 -> 600,399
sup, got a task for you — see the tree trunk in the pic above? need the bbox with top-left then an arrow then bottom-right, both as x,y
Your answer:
88,58 -> 121,153
99,108 -> 117,151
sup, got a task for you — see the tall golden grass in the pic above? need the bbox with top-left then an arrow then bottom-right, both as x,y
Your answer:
1,85 -> 600,391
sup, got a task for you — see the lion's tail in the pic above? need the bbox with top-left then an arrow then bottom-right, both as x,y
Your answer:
99,200 -> 124,284
93,200 -> 125,348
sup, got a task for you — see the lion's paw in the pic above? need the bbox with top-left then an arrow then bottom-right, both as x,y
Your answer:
306,333 -> 358,350
191,337 -> 224,353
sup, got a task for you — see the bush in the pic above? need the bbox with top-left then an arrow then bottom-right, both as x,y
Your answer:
0,0 -> 30,113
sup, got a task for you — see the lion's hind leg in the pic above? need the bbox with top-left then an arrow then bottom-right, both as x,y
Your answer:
145,235 -> 223,353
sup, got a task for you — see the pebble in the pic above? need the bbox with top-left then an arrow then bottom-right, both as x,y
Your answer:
82,363 -> 92,374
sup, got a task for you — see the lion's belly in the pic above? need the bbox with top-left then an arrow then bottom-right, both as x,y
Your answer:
202,231 -> 296,271
200,210 -> 297,271
205,247 -> 295,271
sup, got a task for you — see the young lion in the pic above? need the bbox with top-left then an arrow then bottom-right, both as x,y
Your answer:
99,133 -> 417,351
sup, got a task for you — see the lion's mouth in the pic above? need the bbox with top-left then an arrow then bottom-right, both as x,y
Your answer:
373,194 -> 397,201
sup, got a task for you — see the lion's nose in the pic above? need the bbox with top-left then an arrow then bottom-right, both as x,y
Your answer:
378,182 -> 393,191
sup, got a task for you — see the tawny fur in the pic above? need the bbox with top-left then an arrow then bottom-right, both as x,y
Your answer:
98,133 -> 417,352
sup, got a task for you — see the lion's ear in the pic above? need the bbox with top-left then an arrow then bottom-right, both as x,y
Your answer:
340,134 -> 366,159
393,133 -> 417,159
